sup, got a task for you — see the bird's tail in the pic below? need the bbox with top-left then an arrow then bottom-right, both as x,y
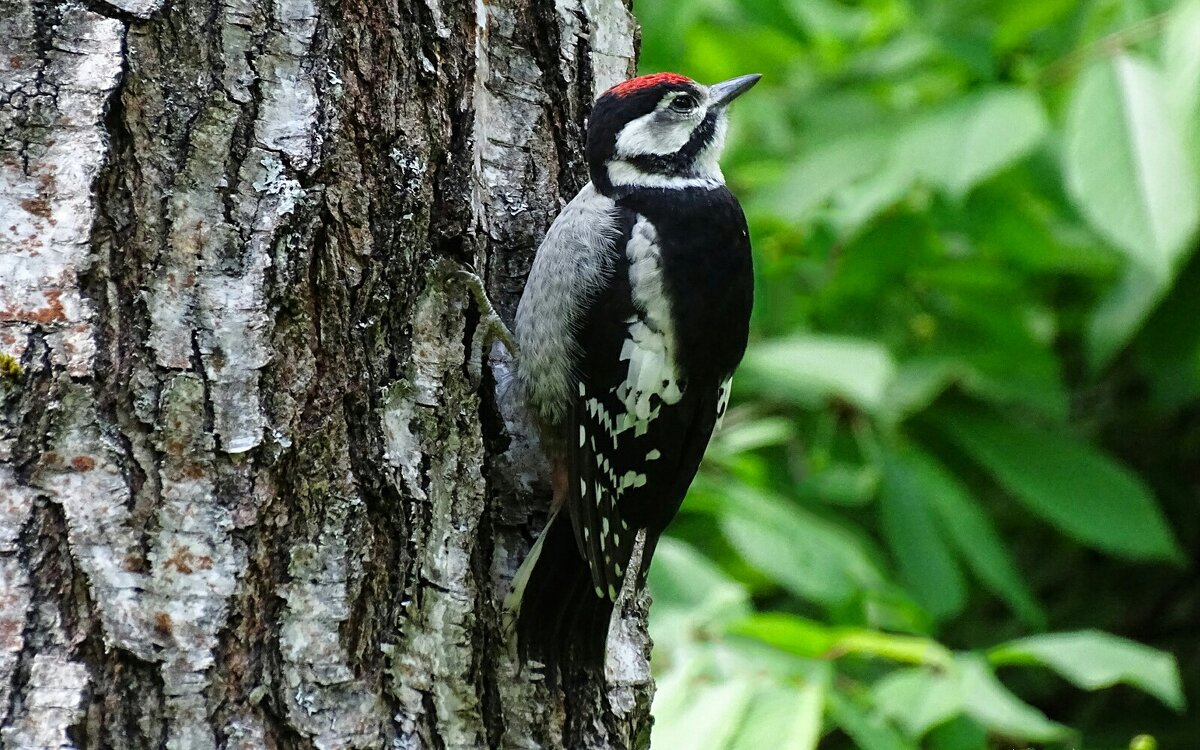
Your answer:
506,511 -> 614,671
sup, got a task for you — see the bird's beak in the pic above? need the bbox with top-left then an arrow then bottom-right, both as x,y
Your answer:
708,74 -> 762,109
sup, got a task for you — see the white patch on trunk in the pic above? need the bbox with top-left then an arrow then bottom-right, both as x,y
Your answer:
99,0 -> 166,19
149,375 -> 246,748
256,0 -> 320,167
383,281 -> 491,749
2,655 -> 89,749
147,0 -> 322,454
0,8 -> 123,378
280,521 -> 383,747
575,0 -> 637,96
222,714 -> 270,750
0,469 -> 35,717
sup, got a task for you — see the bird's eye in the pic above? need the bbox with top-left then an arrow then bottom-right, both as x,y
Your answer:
670,94 -> 697,112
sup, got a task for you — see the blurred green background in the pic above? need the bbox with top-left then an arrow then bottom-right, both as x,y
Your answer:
635,1 -> 1200,748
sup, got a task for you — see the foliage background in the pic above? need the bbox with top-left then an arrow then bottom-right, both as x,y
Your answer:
635,1 -> 1200,747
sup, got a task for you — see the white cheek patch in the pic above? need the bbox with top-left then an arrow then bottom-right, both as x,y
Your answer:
615,107 -> 705,157
607,109 -> 728,189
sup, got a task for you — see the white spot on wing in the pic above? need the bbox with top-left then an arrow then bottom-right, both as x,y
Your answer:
618,470 -> 645,490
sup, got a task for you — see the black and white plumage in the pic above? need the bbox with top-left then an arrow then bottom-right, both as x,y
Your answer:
507,72 -> 759,670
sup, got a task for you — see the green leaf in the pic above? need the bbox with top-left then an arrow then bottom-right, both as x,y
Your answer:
854,586 -> 935,636
713,483 -> 886,606
872,668 -> 961,737
1087,263 -> 1166,368
927,716 -> 990,750
800,461 -> 880,507
897,87 -> 1048,198
651,671 -> 757,750
728,683 -> 824,750
957,654 -> 1072,742
825,89 -> 1048,230
943,409 -> 1182,562
729,612 -> 837,657
647,538 -> 750,648
786,0 -> 874,39
730,613 -> 953,669
880,453 -> 967,620
881,359 -> 960,422
993,0 -> 1078,50
1064,55 -> 1200,365
708,416 -> 796,459
990,630 -> 1185,711
741,335 -> 896,414
1163,0 -> 1200,156
827,690 -> 916,750
888,446 -> 1044,627
831,629 -> 954,669
765,133 -> 889,221
829,159 -> 917,232
1065,56 -> 1198,269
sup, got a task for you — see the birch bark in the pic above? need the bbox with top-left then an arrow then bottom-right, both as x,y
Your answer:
0,0 -> 649,746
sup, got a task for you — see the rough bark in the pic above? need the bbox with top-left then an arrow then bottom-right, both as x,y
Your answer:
0,0 -> 650,746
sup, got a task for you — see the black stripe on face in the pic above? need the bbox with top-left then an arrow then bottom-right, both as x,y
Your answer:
624,110 -> 719,175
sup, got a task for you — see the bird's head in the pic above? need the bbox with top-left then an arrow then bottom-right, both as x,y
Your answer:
586,72 -> 761,194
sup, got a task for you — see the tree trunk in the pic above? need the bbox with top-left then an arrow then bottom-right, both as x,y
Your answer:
0,0 -> 650,746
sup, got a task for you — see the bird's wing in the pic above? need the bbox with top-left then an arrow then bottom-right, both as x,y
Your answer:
565,211 -> 724,602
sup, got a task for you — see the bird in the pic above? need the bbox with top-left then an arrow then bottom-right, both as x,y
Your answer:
502,71 -> 760,671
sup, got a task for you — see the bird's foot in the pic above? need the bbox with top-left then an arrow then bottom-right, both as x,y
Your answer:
455,268 -> 518,388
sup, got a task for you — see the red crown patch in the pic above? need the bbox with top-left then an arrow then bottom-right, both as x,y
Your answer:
606,73 -> 693,98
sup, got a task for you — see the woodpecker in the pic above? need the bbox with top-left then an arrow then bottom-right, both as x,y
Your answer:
504,71 -> 759,669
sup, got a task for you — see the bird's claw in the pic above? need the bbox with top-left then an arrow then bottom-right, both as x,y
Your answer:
456,268 -> 518,389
